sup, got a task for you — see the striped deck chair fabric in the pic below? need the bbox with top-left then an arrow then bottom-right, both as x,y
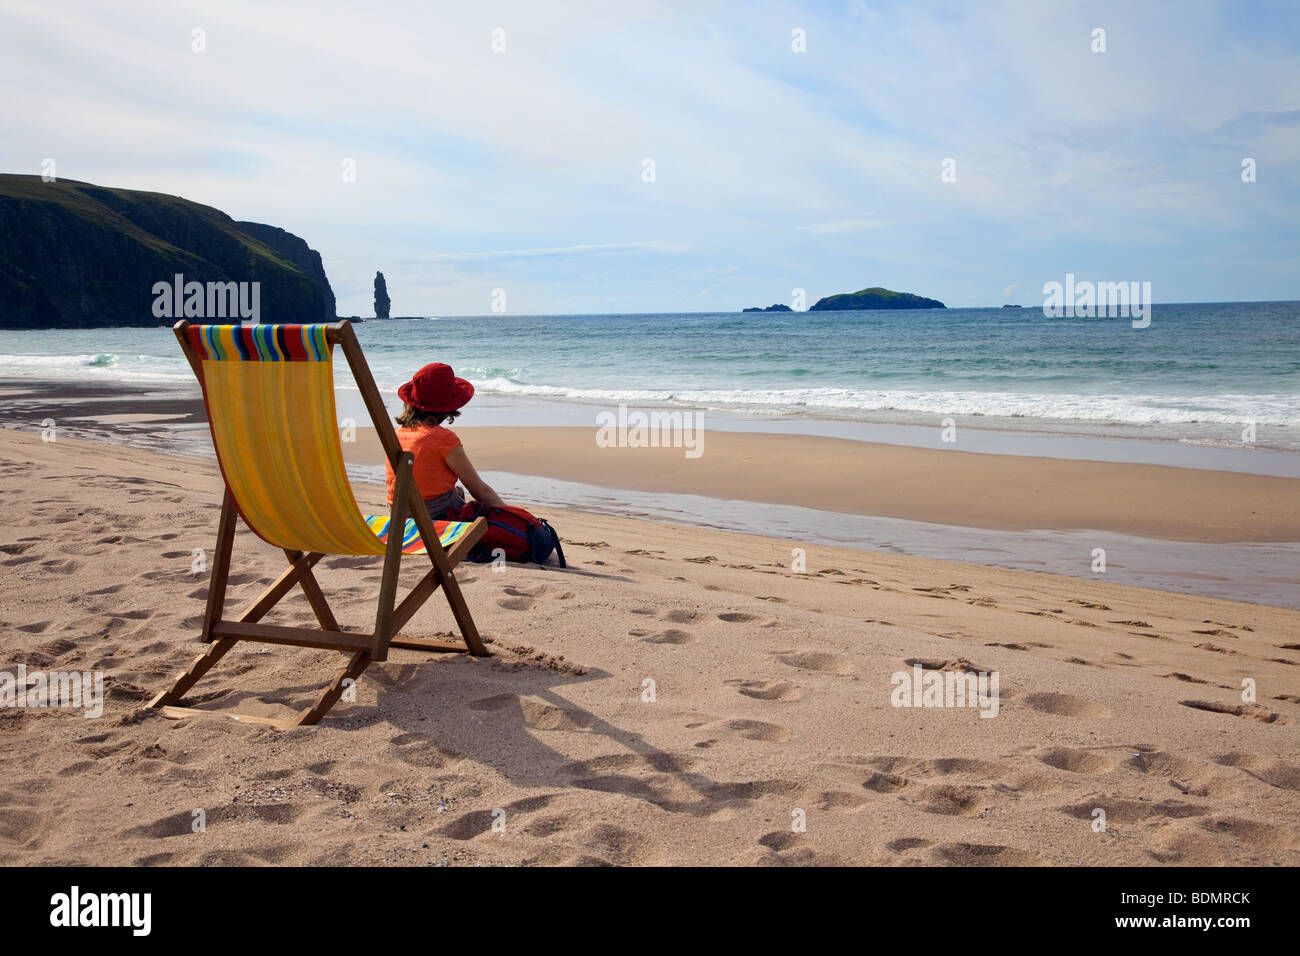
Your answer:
149,320 -> 489,729
186,323 -> 472,555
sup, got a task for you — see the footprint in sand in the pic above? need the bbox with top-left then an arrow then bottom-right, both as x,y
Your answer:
814,790 -> 870,811
576,823 -> 657,865
436,809 -> 499,841
1021,692 -> 1110,717
1213,753 -> 1300,791
1180,699 -> 1287,724
468,693 -> 592,731
1194,642 -> 1238,655
661,609 -> 699,624
497,596 -> 535,611
930,842 -> 1044,866
723,719 -> 792,742
0,806 -> 48,849
727,679 -> 802,702
37,638 -> 77,657
523,814 -> 579,839
1165,672 -> 1214,686
862,771 -> 910,794
718,611 -> 777,626
1203,619 -> 1254,632
1198,816 -> 1300,851
1057,797 -> 1204,825
1036,747 -> 1115,774
387,733 -> 463,770
630,628 -> 694,645
902,657 -> 992,677
886,837 -> 933,854
119,810 -> 213,840
758,831 -> 801,851
505,585 -> 547,599
1125,750 -> 1242,798
87,583 -> 127,595
774,651 -> 854,675
862,770 -> 994,816
863,755 -> 1046,793
562,753 -> 696,777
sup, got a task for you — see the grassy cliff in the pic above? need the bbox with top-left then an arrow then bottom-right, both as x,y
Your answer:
0,175 -> 336,328
809,286 -> 945,311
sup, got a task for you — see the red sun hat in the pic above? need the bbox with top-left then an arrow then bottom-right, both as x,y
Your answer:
398,362 -> 475,413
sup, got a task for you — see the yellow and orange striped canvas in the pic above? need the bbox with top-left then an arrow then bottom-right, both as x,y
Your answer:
186,324 -> 460,557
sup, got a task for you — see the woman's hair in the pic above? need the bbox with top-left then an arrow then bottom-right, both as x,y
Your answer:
395,404 -> 461,428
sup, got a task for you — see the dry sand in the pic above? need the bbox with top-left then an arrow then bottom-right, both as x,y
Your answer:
1,429 -> 1298,866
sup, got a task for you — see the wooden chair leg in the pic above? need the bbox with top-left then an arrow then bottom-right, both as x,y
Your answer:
148,637 -> 237,708
387,517 -> 489,655
294,650 -> 371,726
235,551 -> 323,623
371,454 -> 413,662
200,492 -> 238,642
284,549 -> 340,631
440,571 -> 487,656
403,480 -> 488,653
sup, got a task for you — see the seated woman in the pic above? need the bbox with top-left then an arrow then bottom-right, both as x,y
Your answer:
385,362 -> 507,520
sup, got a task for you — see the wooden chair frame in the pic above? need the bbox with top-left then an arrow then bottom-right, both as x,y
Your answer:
148,320 -> 488,730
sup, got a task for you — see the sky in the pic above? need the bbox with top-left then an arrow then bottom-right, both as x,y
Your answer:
2,0 -> 1298,315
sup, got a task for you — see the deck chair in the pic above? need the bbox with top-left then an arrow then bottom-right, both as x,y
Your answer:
148,320 -> 489,729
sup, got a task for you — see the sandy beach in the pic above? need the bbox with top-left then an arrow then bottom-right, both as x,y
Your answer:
2,427 -> 1297,866
347,426 -> 1300,542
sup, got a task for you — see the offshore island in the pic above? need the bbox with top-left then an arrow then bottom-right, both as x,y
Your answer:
744,287 -> 946,312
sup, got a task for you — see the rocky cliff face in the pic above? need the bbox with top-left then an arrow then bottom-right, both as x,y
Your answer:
235,221 -> 336,320
0,175 -> 337,329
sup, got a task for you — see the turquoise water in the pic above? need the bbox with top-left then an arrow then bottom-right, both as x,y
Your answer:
2,302 -> 1297,448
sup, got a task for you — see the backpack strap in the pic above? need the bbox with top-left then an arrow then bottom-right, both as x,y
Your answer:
486,519 -> 529,540
539,519 -> 566,568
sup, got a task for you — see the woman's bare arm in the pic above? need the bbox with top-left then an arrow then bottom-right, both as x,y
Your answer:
445,446 -> 508,509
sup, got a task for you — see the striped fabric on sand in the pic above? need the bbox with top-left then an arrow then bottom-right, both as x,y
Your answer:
188,324 -> 456,556
363,516 -> 475,555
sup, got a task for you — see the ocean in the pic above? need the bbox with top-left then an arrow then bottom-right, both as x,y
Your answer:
3,302 -> 1299,605
2,302 -> 1297,452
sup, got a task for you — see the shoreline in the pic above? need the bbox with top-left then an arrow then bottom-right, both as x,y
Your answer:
344,426 -> 1300,543
2,377 -> 1298,609
4,379 -> 1299,540
2,369 -> 1299,471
